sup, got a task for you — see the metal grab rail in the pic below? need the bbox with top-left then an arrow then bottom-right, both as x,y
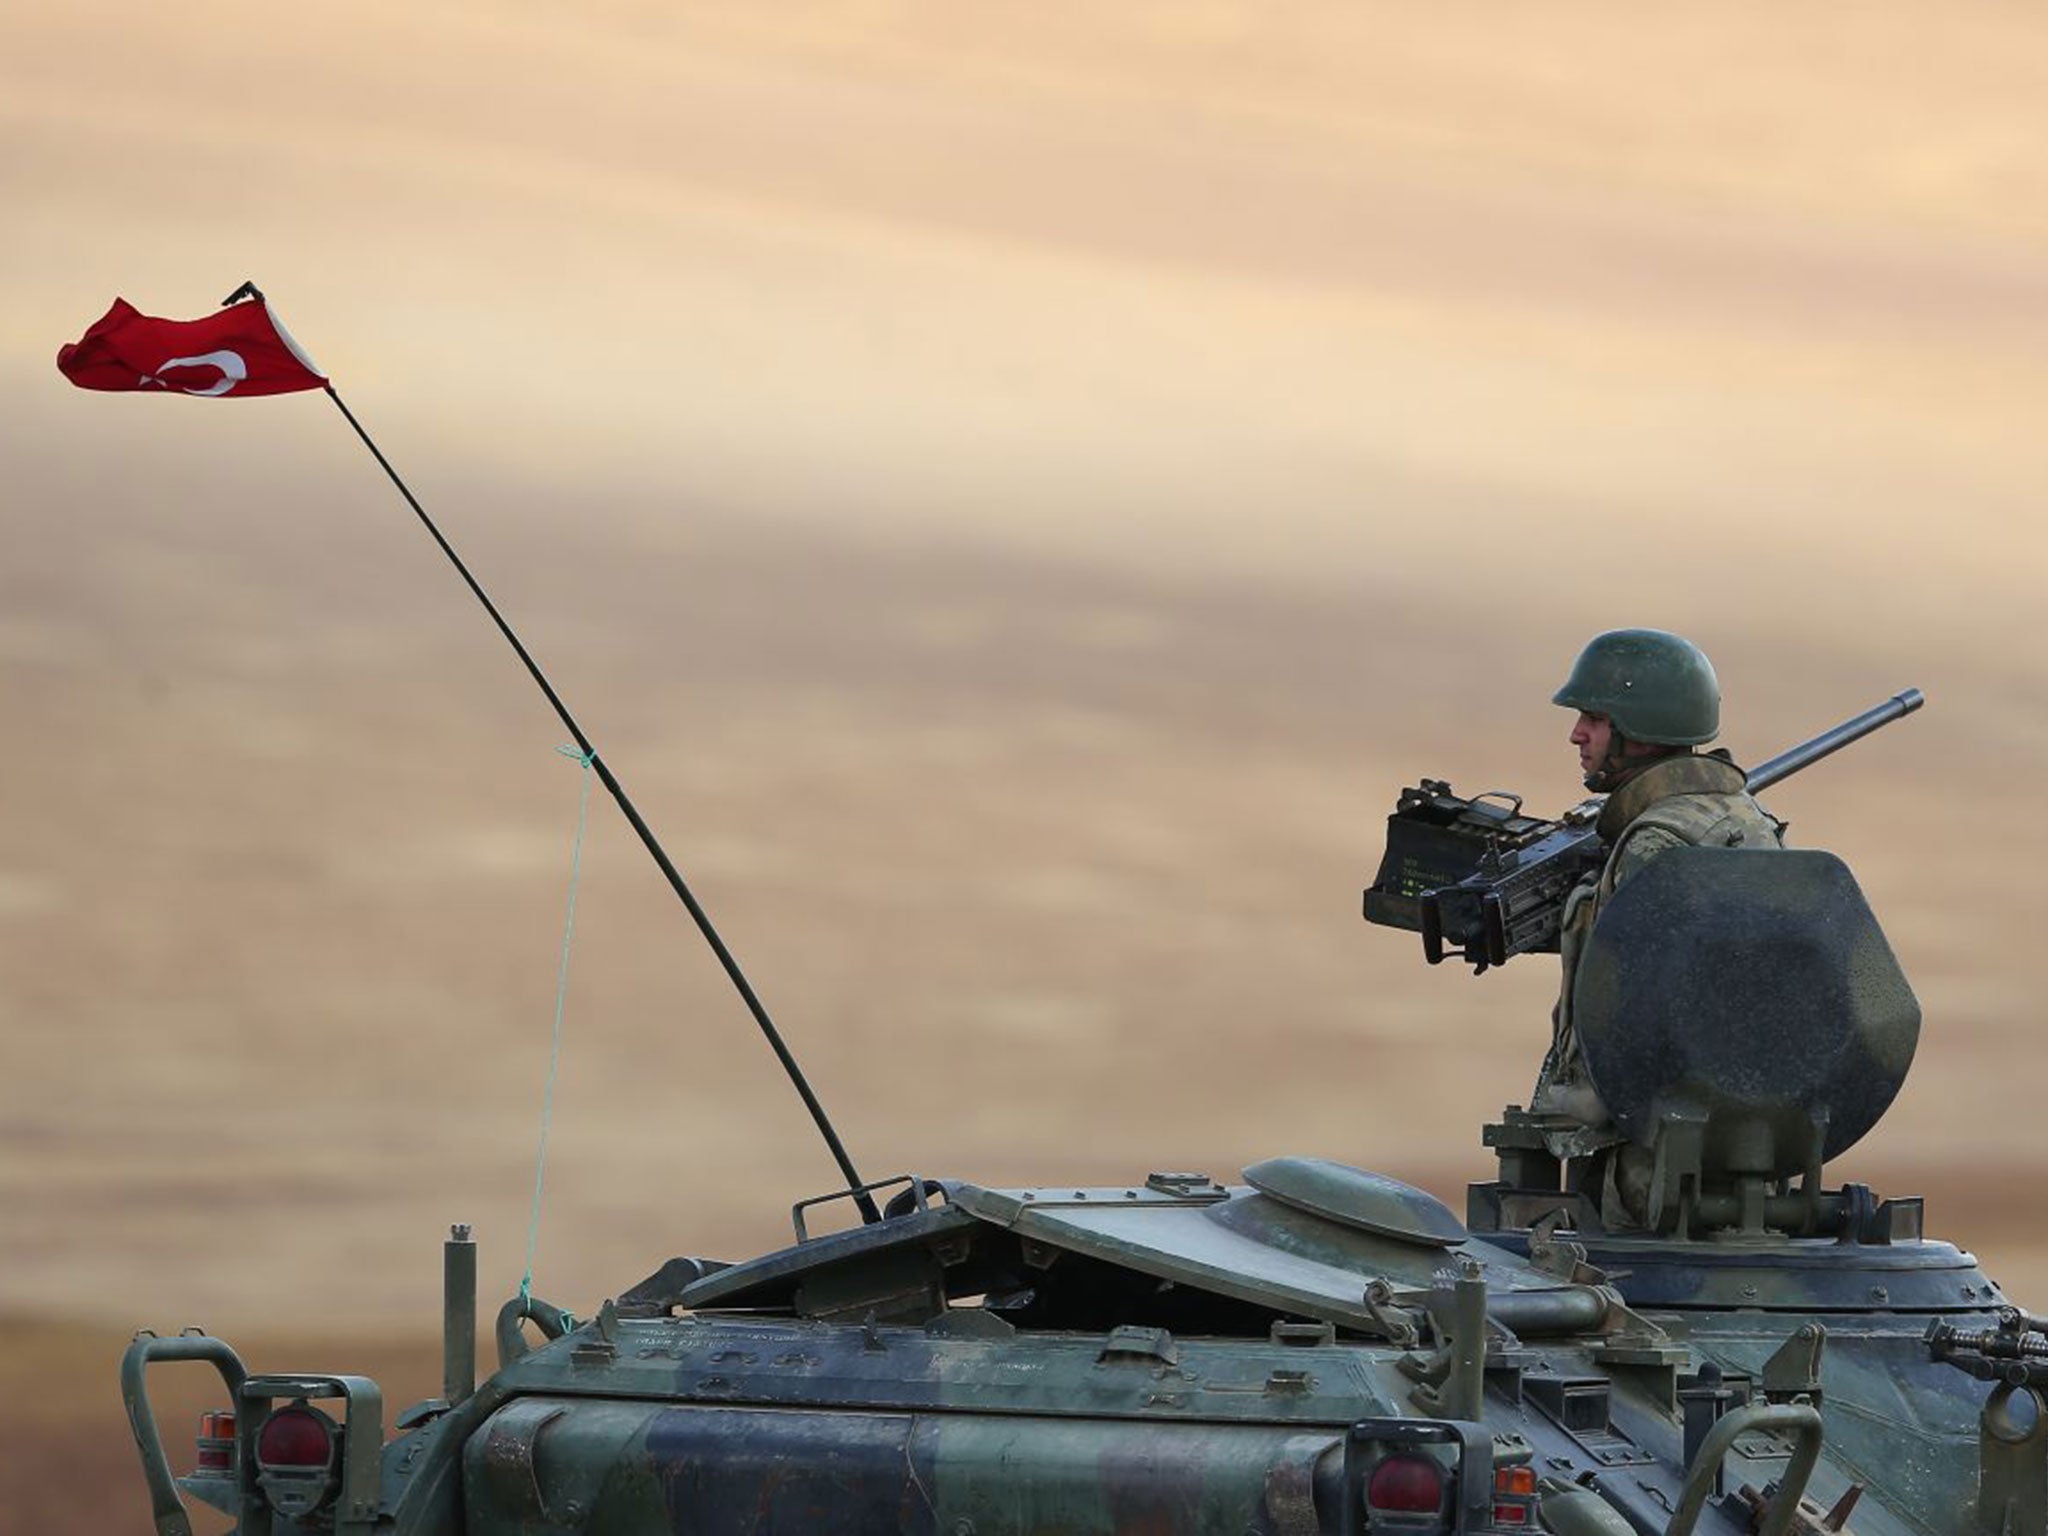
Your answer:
120,1330 -> 249,1536
1666,1400 -> 1824,1536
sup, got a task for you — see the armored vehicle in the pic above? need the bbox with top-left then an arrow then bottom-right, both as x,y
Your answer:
122,818 -> 2048,1536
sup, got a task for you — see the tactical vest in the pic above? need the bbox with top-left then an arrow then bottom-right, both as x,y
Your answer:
1537,752 -> 1785,1120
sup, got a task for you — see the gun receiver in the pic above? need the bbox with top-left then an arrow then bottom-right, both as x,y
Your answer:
1362,688 -> 1923,972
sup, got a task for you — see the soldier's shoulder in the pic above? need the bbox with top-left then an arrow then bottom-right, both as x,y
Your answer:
1610,822 -> 1689,883
1612,791 -> 1784,884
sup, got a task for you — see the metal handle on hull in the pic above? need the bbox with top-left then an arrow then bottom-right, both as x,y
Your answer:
120,1331 -> 249,1536
1665,1400 -> 1824,1536
496,1292 -> 575,1367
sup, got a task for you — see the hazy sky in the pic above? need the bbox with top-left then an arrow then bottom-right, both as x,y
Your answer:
5,4 -> 2048,1324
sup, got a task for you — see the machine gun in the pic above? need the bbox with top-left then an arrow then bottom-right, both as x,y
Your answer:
1362,688 -> 1923,971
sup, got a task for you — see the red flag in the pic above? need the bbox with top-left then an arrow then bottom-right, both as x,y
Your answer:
57,298 -> 327,397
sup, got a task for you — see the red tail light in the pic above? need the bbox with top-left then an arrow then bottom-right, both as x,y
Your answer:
1367,1452 -> 1448,1513
257,1405 -> 334,1468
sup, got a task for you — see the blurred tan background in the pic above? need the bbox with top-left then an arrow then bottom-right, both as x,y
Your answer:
3,3 -> 2047,1519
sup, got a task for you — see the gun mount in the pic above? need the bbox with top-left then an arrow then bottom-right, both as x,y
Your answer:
1577,849 -> 1918,1204
1470,848 -> 1921,1242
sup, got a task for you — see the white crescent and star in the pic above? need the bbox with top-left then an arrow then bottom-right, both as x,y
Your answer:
139,349 -> 250,396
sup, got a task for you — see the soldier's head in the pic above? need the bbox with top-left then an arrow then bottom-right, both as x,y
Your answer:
1554,629 -> 1720,791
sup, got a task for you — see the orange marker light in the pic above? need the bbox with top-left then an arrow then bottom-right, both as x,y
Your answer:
194,1409 -> 236,1474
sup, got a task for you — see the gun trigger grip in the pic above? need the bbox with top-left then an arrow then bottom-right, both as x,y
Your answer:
1480,890 -> 1510,969
1420,893 -> 1446,966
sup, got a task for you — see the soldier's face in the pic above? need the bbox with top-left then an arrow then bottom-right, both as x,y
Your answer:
1570,711 -> 1616,777
1571,711 -> 1661,779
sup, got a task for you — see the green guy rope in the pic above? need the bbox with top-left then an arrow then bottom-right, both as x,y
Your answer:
520,744 -> 597,1305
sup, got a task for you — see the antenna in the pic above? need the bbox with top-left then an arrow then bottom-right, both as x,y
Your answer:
226,283 -> 879,1223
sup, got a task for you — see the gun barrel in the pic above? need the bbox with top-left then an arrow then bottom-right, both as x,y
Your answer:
1746,688 -> 1923,794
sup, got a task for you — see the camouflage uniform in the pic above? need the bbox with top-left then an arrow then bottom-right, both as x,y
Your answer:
1532,749 -> 1784,1128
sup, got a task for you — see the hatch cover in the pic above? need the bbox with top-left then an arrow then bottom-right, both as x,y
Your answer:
1243,1158 -> 1467,1247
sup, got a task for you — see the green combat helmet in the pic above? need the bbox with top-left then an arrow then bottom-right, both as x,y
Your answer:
1553,627 -> 1720,745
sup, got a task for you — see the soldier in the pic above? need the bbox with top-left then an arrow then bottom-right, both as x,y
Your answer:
1531,629 -> 1784,1130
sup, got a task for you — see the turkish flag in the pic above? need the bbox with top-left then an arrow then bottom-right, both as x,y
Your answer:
58,298 -> 327,397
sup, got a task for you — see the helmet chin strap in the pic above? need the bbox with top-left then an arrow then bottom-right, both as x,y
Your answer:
1586,731 -> 1683,793
1582,728 -> 1631,792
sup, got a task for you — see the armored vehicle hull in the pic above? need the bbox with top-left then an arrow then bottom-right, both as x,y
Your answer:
125,1159 -> 2037,1536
